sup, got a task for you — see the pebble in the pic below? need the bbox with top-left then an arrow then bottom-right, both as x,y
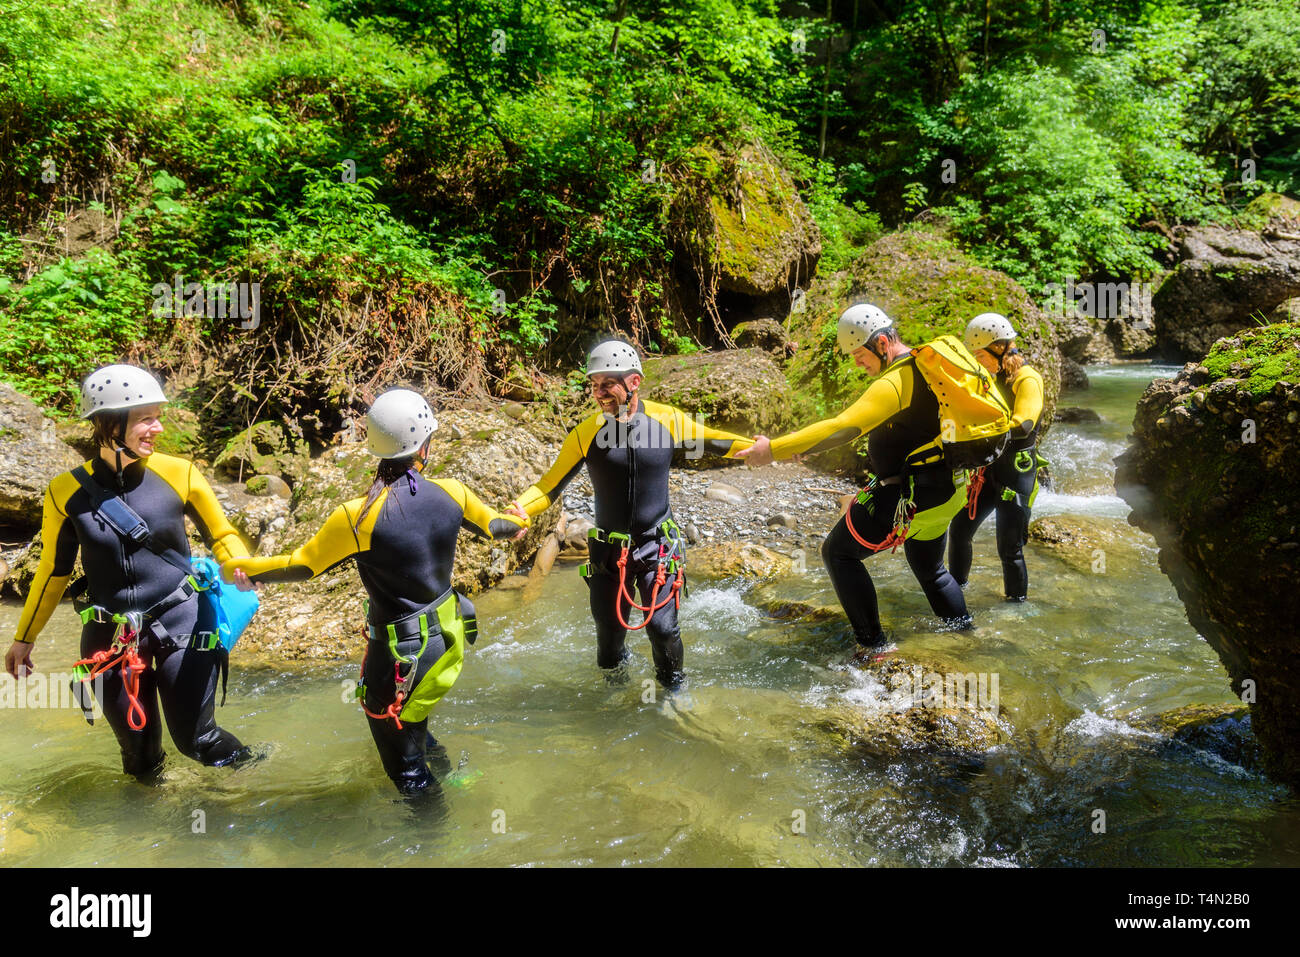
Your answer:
766,512 -> 798,529
705,483 -> 746,505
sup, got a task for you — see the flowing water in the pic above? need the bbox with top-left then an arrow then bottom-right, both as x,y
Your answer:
3,364 -> 1299,867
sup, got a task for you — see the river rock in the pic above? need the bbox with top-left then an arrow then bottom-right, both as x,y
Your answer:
563,516 -> 594,551
822,653 -> 1011,757
211,482 -> 292,555
766,511 -> 798,529
1059,357 -> 1090,391
530,534 -> 560,580
0,385 -> 83,534
704,482 -> 745,505
642,348 -> 797,440
1052,406 -> 1102,424
689,542 -> 791,579
245,474 -> 292,499
1268,297 -> 1300,324
1128,702 -> 1261,772
1117,326 -> 1300,787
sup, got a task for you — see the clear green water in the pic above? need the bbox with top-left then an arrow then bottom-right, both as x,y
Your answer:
3,364 -> 1298,866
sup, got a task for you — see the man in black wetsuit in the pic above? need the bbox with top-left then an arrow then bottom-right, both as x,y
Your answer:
506,340 -> 753,687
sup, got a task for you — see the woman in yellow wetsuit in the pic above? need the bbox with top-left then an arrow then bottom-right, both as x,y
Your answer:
222,389 -> 524,801
947,313 -> 1046,601
5,364 -> 257,779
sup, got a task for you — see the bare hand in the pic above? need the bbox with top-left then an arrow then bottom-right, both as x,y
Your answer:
736,435 -> 773,468
505,503 -> 529,541
5,640 -> 34,679
231,568 -> 262,593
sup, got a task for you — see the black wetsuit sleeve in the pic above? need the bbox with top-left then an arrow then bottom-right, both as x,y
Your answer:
222,503 -> 362,583
436,479 -> 527,539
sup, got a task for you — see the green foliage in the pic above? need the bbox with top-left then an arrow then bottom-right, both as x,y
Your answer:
0,250 -> 159,410
1201,322 -> 1300,396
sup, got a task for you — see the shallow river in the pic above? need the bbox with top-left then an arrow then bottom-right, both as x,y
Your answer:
3,364 -> 1298,866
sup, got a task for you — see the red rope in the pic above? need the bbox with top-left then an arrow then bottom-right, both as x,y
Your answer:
966,467 -> 987,520
72,626 -> 149,730
844,490 -> 916,553
614,545 -> 683,632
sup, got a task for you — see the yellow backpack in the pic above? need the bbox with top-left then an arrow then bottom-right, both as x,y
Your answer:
905,335 -> 1014,471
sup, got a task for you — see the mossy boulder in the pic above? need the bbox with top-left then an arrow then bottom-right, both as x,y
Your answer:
1117,325 -> 1300,787
642,348 -> 797,439
730,318 -> 795,357
212,421 -> 309,484
673,142 -> 821,300
784,227 -> 1063,473
152,404 -> 203,459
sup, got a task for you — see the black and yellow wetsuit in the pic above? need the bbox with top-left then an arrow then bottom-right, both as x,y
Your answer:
515,399 -> 751,685
768,355 -> 971,645
224,474 -> 523,795
13,453 -> 252,777
948,365 -> 1046,600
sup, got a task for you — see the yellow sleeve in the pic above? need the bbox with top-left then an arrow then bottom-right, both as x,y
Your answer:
1010,367 -> 1045,435
184,461 -> 251,562
223,501 -> 366,583
650,401 -> 754,457
513,417 -> 597,518
12,484 -> 77,645
769,364 -> 909,460
434,479 -> 527,539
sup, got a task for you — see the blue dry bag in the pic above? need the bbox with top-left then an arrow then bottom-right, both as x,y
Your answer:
190,556 -> 259,652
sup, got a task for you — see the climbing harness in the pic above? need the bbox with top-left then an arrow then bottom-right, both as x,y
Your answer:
355,590 -> 475,729
71,611 -> 149,731
580,519 -> 686,631
844,475 -> 918,553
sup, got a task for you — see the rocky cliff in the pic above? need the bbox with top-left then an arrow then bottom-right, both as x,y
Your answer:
1117,321 -> 1300,787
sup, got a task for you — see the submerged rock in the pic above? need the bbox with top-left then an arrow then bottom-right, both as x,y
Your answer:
1118,325 -> 1300,787
1129,703 -> 1261,773
688,542 -> 793,579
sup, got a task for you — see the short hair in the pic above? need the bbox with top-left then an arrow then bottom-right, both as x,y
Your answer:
89,410 -> 129,449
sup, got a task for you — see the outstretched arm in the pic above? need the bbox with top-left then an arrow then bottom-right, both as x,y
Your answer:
436,479 -> 527,539
666,406 -> 754,458
740,371 -> 908,465
512,421 -> 590,518
222,503 -> 363,584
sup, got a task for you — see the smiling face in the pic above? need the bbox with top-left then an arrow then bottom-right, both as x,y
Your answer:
121,404 -> 165,457
590,372 -> 641,416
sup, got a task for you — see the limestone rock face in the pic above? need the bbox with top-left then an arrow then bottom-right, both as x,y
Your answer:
0,385 -> 83,534
1117,324 -> 1300,787
1154,218 -> 1300,360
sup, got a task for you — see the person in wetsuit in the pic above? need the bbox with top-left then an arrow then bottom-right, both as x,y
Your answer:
4,364 -> 258,779
504,340 -> 753,688
740,305 -> 972,653
222,389 -> 524,800
947,313 -> 1046,602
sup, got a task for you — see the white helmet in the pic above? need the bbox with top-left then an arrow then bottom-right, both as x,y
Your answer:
366,389 -> 438,459
964,313 -> 1018,352
79,364 -> 169,419
586,340 -> 642,377
836,303 -> 894,355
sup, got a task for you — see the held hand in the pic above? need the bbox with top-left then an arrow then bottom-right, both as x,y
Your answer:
736,435 -> 774,468
5,640 -> 34,679
231,568 -> 262,593
505,502 -> 529,541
